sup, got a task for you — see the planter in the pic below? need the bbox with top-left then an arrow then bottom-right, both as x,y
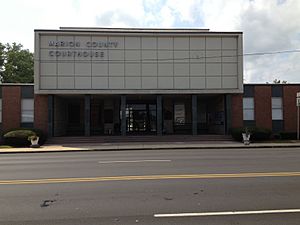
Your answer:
242,133 -> 251,145
30,136 -> 40,148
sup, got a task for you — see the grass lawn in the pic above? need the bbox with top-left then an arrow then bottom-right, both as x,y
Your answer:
0,145 -> 13,148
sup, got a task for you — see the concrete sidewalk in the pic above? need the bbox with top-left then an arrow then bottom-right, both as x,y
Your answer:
0,140 -> 300,154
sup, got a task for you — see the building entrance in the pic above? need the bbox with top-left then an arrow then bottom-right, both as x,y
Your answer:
126,103 -> 157,134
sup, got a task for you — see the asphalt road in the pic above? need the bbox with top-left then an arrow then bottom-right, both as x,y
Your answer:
0,147 -> 300,225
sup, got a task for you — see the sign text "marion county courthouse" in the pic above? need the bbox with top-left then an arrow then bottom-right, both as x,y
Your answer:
48,41 -> 119,58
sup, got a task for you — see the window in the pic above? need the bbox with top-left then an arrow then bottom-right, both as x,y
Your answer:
243,97 -> 254,120
272,97 -> 283,120
21,99 -> 34,122
174,104 -> 185,124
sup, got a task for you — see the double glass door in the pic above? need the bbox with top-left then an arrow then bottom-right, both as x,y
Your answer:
126,103 -> 156,134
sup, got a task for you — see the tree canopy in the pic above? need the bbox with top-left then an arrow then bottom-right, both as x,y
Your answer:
0,42 -> 33,83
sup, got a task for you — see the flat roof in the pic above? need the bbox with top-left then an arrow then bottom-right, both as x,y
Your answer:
34,27 -> 242,34
2,83 -> 299,87
0,83 -> 34,86
244,83 -> 300,86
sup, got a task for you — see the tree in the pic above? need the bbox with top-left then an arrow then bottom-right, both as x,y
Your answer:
273,79 -> 288,84
0,43 -> 33,83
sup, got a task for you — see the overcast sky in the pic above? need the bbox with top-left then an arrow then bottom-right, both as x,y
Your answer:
1,0 -> 299,83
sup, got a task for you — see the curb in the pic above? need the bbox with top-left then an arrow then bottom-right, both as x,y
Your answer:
1,144 -> 300,154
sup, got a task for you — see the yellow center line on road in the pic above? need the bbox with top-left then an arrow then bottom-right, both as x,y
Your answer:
1,171 -> 300,185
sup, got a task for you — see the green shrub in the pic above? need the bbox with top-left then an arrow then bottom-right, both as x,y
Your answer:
230,127 -> 244,141
230,127 -> 272,142
251,127 -> 272,141
3,128 -> 47,147
3,129 -> 36,147
280,132 -> 297,140
30,128 -> 47,145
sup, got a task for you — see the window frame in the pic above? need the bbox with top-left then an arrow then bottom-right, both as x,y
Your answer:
243,97 -> 255,121
271,97 -> 283,120
21,98 -> 34,123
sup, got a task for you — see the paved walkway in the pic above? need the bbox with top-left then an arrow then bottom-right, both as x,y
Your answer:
0,141 -> 300,154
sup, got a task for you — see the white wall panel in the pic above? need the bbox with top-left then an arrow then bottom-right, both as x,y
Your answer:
58,77 -> 74,89
142,77 -> 157,88
125,77 -> 141,89
125,63 -> 141,76
222,50 -> 237,63
190,37 -> 205,50
174,37 -> 189,50
190,77 -> 205,89
58,63 -> 74,76
36,31 -> 243,93
109,50 -> 124,61
92,77 -> 108,89
206,37 -> 221,50
40,63 -> 56,76
158,64 -> 173,76
142,50 -> 157,61
190,50 -> 205,63
206,77 -> 222,89
40,35 -> 56,48
174,64 -> 189,76
108,36 -> 124,49
174,77 -> 189,89
158,77 -> 173,89
222,77 -> 237,88
109,63 -> 124,76
158,50 -> 173,62
92,63 -> 108,76
190,64 -> 205,76
157,37 -> 173,49
75,77 -> 91,89
109,77 -> 124,89
142,37 -> 157,49
206,50 -> 222,63
206,64 -> 221,76
75,63 -> 91,76
125,50 -> 140,61
222,64 -> 237,76
174,51 -> 189,63
222,37 -> 237,49
40,77 -> 57,89
125,37 -> 140,49
142,64 -> 157,76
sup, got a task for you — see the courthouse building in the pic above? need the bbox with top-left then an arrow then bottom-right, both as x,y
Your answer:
0,28 -> 299,137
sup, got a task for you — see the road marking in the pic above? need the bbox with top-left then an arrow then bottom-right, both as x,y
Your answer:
98,160 -> 171,164
1,171 -> 300,185
154,209 -> 300,218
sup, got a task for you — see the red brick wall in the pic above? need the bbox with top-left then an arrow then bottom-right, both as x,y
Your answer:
254,86 -> 272,130
231,94 -> 243,128
283,85 -> 300,132
34,95 -> 48,134
2,86 -> 21,132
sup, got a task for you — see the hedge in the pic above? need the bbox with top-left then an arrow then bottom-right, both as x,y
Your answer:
231,127 -> 272,142
279,132 -> 297,140
3,128 -> 47,147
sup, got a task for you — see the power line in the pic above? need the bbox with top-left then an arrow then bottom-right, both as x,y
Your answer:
42,49 -> 300,63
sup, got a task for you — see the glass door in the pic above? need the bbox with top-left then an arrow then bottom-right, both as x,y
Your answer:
126,103 -> 156,134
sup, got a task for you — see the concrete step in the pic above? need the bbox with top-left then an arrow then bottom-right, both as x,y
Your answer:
46,135 -> 233,144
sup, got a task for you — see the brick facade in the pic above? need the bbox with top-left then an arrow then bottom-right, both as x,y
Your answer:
231,94 -> 243,128
254,86 -> 272,130
2,86 -> 21,132
34,95 -> 48,135
283,85 -> 300,132
1,84 -> 300,136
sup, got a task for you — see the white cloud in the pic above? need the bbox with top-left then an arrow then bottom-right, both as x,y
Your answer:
0,0 -> 299,83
